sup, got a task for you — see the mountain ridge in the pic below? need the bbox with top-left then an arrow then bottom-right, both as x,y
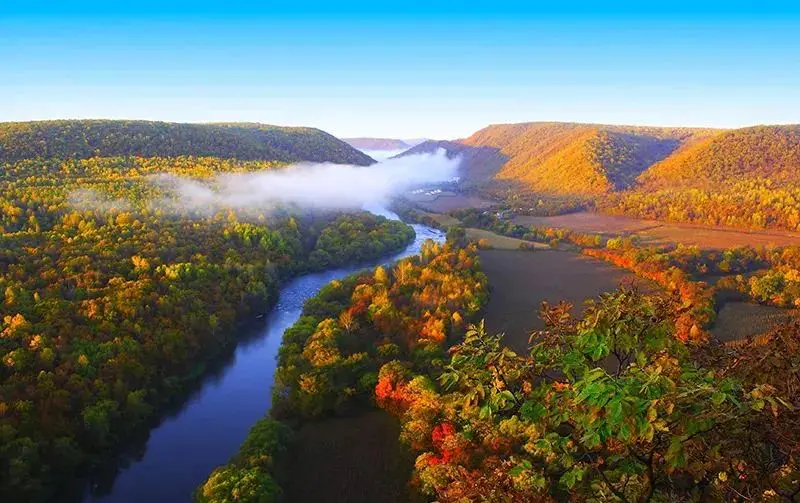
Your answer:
0,120 -> 374,165
342,137 -> 412,151
458,121 -> 719,194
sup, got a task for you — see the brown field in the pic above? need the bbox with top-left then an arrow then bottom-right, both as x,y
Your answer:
283,411 -> 413,503
478,249 -> 649,352
409,192 -> 495,213
513,211 -> 800,249
466,227 -> 549,250
712,302 -> 797,342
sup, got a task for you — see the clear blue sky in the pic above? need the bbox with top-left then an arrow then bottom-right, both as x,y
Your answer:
2,2 -> 800,138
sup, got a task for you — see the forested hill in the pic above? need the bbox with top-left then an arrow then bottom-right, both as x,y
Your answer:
602,125 -> 800,230
636,125 -> 800,188
457,122 -> 717,195
342,137 -> 411,151
0,120 -> 375,165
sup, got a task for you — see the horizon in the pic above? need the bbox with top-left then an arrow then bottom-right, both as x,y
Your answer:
4,118 -> 799,142
3,3 -> 800,138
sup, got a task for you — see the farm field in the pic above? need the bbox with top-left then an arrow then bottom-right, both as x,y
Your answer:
282,411 -> 413,503
513,211 -> 800,249
712,301 -> 797,342
477,249 -> 647,352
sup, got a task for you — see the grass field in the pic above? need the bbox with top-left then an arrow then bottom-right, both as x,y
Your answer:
477,249 -> 648,352
466,227 -> 549,250
417,210 -> 461,227
513,211 -> 800,249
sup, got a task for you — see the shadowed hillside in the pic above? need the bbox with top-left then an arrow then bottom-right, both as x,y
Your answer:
0,120 -> 375,165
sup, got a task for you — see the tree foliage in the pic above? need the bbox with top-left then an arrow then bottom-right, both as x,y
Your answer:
378,289 -> 798,502
0,152 -> 412,501
0,120 -> 374,165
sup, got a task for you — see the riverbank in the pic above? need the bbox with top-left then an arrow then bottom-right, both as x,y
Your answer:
79,218 -> 438,503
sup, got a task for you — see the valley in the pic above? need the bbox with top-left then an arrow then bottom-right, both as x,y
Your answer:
6,8 -> 800,502
2,119 -> 800,503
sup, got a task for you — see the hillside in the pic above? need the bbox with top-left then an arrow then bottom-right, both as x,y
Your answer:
458,122 -> 716,195
636,125 -> 800,188
342,137 -> 411,151
0,120 -> 374,165
602,125 -> 800,230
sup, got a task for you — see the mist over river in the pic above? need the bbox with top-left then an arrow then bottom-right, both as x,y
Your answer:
81,210 -> 443,503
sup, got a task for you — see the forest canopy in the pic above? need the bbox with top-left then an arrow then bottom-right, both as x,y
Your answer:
0,136 -> 408,502
0,120 -> 374,166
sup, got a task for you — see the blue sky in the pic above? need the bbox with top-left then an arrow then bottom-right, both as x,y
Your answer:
2,2 -> 799,138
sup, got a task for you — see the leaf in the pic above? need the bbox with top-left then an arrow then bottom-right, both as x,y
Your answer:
606,398 -> 623,426
520,401 -> 548,422
508,464 -> 526,477
666,437 -> 686,468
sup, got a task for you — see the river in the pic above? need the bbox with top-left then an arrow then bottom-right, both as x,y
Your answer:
81,211 -> 443,503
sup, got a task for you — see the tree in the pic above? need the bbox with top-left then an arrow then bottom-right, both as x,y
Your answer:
380,289 -> 793,502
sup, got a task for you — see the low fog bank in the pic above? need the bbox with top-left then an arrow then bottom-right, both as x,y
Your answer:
360,149 -> 408,161
153,149 -> 459,213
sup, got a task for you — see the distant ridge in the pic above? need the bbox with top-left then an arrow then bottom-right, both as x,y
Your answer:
0,120 -> 375,165
342,137 -> 412,151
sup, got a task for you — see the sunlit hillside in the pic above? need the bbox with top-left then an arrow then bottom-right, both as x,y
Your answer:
459,122 -> 716,194
637,125 -> 800,188
603,125 -> 800,229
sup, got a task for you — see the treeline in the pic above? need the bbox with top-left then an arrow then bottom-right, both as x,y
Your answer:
0,151 -> 413,501
0,120 -> 374,165
378,289 -> 800,501
602,179 -> 800,231
197,240 -> 489,501
308,214 -> 415,269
